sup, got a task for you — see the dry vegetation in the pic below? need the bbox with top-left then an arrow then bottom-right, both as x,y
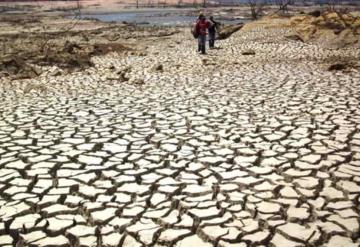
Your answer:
289,11 -> 360,48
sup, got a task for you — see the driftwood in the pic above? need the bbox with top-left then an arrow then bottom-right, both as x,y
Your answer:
217,23 -> 244,40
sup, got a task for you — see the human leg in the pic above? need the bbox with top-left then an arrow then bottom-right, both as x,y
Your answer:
197,37 -> 201,52
200,35 -> 206,54
209,32 -> 215,48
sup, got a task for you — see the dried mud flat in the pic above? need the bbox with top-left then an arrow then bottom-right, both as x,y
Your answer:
0,12 -> 360,247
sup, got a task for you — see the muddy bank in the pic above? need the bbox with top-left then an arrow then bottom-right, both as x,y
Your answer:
0,13 -> 180,80
1,10 -> 359,82
0,12 -> 246,81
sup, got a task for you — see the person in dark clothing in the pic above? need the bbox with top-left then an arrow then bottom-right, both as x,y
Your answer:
195,14 -> 210,54
208,16 -> 220,49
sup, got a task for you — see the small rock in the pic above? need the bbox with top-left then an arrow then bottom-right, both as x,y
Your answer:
152,64 -> 163,72
328,63 -> 346,71
131,78 -> 145,85
50,68 -> 62,76
242,50 -> 255,55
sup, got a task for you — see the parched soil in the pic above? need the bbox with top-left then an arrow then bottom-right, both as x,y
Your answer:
0,11 -> 359,247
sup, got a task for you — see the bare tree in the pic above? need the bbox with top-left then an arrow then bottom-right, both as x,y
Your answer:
327,0 -> 341,11
75,0 -> 82,18
41,0 -> 83,54
247,0 -> 265,20
274,0 -> 291,13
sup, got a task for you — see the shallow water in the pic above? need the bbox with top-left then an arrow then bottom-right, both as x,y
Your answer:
79,9 -> 249,26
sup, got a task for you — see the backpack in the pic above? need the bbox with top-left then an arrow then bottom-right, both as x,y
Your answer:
191,23 -> 199,39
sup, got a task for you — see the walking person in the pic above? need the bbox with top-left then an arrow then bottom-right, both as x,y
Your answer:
208,16 -> 220,49
195,14 -> 210,55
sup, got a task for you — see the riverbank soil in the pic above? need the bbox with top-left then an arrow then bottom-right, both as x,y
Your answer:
0,14 -> 179,80
0,9 -> 359,247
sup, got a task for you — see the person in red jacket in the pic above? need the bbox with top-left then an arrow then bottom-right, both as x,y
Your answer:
195,14 -> 211,54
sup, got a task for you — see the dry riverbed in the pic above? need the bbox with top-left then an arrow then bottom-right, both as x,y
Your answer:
0,11 -> 360,247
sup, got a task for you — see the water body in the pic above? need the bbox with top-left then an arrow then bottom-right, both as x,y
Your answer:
79,9 -> 249,26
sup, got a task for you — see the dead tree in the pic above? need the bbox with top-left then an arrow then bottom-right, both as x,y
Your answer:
274,0 -> 291,13
40,0 -> 83,54
247,0 -> 265,20
327,0 -> 341,11
75,0 -> 82,18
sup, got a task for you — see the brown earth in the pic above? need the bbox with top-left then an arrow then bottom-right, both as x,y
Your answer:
289,11 -> 360,49
0,14 -> 180,80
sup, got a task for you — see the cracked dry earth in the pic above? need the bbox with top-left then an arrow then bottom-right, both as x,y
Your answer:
0,21 -> 360,247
